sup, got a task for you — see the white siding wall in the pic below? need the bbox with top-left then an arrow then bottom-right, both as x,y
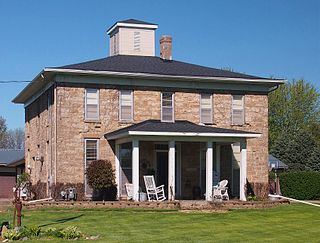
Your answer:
115,28 -> 155,56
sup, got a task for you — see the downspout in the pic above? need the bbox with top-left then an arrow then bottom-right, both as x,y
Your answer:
54,82 -> 57,185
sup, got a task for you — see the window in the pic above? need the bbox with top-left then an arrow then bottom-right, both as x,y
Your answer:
85,88 -> 99,120
84,139 -> 99,195
133,31 -> 141,51
200,94 -> 213,124
161,92 -> 174,122
232,95 -> 244,125
119,90 -> 133,121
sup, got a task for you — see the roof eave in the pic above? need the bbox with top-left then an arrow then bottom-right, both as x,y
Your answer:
105,131 -> 261,140
107,22 -> 158,35
44,68 -> 287,85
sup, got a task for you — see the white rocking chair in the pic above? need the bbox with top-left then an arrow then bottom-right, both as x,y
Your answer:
213,179 -> 229,201
143,175 -> 166,201
125,183 -> 133,200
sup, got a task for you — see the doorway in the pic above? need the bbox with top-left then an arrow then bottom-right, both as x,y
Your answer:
156,151 -> 168,198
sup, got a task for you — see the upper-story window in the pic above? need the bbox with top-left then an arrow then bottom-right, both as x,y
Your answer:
119,90 -> 133,121
232,95 -> 244,125
85,88 -> 99,120
200,94 -> 213,124
161,92 -> 174,122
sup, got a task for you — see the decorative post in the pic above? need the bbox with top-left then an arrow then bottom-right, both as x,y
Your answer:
206,141 -> 213,201
132,139 -> 140,201
168,140 -> 175,201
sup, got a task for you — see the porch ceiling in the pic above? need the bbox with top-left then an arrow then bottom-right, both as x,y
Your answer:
104,120 -> 261,140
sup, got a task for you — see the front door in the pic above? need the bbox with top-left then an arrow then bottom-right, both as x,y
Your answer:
156,151 -> 168,198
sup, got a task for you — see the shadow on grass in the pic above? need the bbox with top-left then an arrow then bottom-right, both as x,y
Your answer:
39,214 -> 84,227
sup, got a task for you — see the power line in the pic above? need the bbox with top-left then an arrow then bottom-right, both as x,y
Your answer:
0,80 -> 31,83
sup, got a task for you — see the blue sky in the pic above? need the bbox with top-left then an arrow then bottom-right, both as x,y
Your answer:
0,0 -> 319,129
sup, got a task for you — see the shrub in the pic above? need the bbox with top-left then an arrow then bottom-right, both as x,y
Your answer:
61,226 -> 82,239
44,227 -> 63,238
86,160 -> 117,200
24,225 -> 41,236
279,171 -> 320,200
30,181 -> 47,200
2,229 -> 23,240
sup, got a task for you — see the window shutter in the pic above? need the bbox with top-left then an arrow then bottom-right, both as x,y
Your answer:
232,95 -> 244,125
85,89 -> 99,120
200,94 -> 212,124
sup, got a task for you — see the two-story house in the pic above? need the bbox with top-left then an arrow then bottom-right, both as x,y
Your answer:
13,19 -> 285,201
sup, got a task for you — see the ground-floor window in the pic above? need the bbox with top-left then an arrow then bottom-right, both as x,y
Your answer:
84,139 -> 99,196
119,142 -> 132,197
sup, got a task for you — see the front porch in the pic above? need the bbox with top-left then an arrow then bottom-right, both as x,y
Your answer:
105,120 -> 261,202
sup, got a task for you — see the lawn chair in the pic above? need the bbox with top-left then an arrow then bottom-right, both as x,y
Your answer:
125,183 -> 133,200
143,175 -> 166,201
213,179 -> 229,201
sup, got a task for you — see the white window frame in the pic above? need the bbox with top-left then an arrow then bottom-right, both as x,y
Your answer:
84,138 -> 99,196
232,95 -> 245,125
161,92 -> 175,122
119,90 -> 134,122
200,93 -> 213,124
85,88 -> 99,121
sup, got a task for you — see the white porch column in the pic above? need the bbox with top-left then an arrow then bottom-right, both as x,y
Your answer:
215,144 -> 221,184
115,143 -> 120,200
168,140 -> 175,201
240,141 -> 247,201
132,139 -> 140,201
206,141 -> 213,201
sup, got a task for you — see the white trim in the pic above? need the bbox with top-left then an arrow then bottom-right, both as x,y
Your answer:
200,93 -> 213,124
129,131 -> 260,138
168,140 -> 175,201
85,88 -> 100,121
115,144 -> 120,199
161,92 -> 175,122
132,139 -> 139,201
106,131 -> 261,140
44,68 -> 286,84
119,90 -> 134,122
240,141 -> 247,201
107,22 -> 158,35
206,141 -> 213,201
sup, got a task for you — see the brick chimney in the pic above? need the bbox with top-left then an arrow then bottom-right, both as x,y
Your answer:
160,35 -> 172,60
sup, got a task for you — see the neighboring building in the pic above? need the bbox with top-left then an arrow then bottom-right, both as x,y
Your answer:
268,154 -> 288,171
0,149 -> 25,199
13,19 -> 285,201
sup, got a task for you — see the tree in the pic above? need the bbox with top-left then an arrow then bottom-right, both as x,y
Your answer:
0,116 -> 8,148
269,79 -> 320,171
269,79 -> 320,146
4,128 -> 24,149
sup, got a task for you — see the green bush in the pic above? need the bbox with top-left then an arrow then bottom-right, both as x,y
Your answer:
86,160 -> 117,201
61,226 -> 82,239
2,229 -> 23,240
279,171 -> 320,200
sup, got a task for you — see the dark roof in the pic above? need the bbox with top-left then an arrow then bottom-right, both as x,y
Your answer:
118,19 -> 156,25
105,120 -> 260,139
55,55 -> 269,80
0,149 -> 24,166
107,19 -> 157,33
268,155 -> 288,169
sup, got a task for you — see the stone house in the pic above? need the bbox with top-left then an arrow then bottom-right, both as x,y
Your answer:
13,19 -> 285,201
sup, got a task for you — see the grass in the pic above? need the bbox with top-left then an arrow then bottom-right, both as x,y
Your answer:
0,204 -> 319,242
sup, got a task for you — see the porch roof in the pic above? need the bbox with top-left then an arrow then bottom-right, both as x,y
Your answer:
104,120 -> 261,140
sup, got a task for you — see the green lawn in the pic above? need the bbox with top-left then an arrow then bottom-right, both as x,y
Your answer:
0,204 -> 319,242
